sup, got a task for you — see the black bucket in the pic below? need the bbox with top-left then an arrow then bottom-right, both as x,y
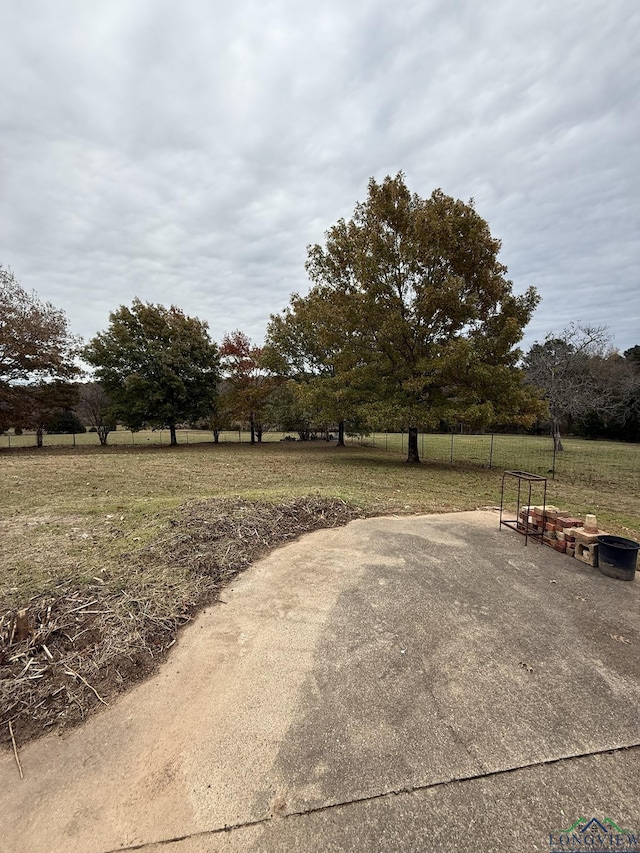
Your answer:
597,535 -> 639,581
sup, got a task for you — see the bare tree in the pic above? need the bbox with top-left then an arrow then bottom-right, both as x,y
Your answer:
523,323 -> 617,450
77,382 -> 115,446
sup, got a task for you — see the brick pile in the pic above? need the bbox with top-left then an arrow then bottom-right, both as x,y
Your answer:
517,505 -> 608,567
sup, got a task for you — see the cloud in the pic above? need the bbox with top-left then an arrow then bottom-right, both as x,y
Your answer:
0,0 -> 638,353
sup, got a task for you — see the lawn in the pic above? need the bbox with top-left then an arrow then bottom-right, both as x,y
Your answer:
2,437 -> 639,605
1,438 -> 638,745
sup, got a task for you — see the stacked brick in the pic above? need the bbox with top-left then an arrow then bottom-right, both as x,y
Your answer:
518,506 -> 608,567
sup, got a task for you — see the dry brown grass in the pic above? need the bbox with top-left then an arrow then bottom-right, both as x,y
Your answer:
1,440 -> 638,746
1,492 -> 363,745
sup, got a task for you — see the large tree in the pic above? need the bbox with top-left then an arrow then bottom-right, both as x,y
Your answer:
0,267 -> 80,419
84,299 -> 219,445
304,174 -> 540,462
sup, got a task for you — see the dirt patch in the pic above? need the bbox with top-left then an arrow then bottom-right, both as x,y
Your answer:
1,496 -> 365,747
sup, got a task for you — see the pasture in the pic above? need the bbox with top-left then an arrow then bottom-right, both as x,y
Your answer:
1,436 -> 638,744
2,435 -> 639,605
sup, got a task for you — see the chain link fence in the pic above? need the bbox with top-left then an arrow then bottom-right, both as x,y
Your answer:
353,432 -> 639,491
1,428 -> 638,493
0,429 -> 277,449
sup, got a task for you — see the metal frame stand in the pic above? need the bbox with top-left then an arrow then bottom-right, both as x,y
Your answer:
499,470 -> 547,546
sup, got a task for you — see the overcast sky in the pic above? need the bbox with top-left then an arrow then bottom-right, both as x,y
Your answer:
1,0 -> 638,357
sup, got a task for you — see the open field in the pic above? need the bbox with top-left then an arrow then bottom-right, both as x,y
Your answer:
1,439 -> 638,745
3,436 -> 637,542
2,428 -> 638,497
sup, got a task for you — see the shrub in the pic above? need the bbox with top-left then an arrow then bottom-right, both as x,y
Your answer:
44,410 -> 87,434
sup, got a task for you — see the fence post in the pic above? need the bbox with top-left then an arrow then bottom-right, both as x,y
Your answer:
450,432 -> 454,464
489,434 -> 494,469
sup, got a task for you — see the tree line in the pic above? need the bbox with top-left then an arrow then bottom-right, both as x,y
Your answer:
1,174 -> 638,460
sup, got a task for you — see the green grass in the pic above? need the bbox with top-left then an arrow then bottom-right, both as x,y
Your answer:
1,436 -> 638,607
3,426 -> 637,494
0,427 -> 338,449
364,432 -> 640,540
362,432 -> 640,490
0,427 -> 246,449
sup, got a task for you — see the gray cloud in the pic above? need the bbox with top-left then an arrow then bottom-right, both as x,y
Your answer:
1,0 -> 638,355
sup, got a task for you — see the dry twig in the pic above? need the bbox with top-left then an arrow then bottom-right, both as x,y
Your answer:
8,721 -> 23,779
64,667 -> 108,706
1,496 -> 364,745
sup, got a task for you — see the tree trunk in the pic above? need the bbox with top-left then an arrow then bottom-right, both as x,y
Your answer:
552,420 -> 563,452
406,427 -> 421,463
169,424 -> 177,446
250,414 -> 256,445
213,429 -> 219,444
336,420 -> 345,447
97,426 -> 109,446
36,427 -> 43,448
256,423 -> 263,443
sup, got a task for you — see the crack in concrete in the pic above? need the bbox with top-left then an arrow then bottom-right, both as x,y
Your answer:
106,741 -> 640,853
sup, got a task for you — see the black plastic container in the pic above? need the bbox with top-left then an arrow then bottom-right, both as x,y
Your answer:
597,535 -> 639,581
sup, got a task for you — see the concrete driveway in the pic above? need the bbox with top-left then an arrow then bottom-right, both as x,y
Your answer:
2,511 -> 639,852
